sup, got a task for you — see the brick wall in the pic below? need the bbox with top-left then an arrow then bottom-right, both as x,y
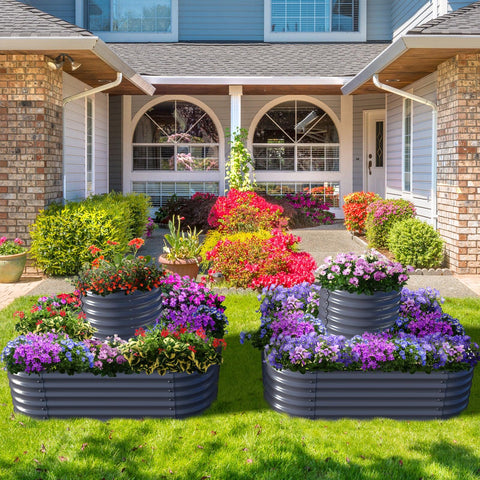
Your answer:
437,53 -> 480,274
0,54 -> 63,243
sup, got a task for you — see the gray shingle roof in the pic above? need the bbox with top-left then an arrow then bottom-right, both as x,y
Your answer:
0,0 -> 94,37
108,42 -> 389,77
408,1 -> 480,35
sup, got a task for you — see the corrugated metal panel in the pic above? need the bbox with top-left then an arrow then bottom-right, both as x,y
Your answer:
367,0 -> 392,41
179,0 -> 264,41
263,363 -> 474,419
8,366 -> 219,420
20,0 -> 76,24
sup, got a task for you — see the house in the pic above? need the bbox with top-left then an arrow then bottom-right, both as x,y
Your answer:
1,0 -> 479,274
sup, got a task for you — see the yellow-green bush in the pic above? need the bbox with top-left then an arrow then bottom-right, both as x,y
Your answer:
29,193 -> 150,276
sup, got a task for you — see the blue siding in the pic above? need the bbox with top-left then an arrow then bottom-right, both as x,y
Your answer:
179,0 -> 264,42
21,0 -> 76,24
448,1 -> 474,11
367,0 -> 391,41
392,0 -> 430,36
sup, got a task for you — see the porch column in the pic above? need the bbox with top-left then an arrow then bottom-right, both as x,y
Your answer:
229,85 -> 243,140
0,54 -> 63,242
340,95 -> 353,210
437,53 -> 480,274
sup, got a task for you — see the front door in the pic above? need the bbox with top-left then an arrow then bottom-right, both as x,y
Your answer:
365,110 -> 385,197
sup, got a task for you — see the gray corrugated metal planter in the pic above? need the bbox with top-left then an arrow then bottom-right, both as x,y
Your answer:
8,365 -> 219,420
318,289 -> 401,338
81,288 -> 163,339
262,361 -> 473,419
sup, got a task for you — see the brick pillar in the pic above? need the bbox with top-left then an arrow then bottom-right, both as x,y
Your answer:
437,53 -> 480,274
0,54 -> 63,243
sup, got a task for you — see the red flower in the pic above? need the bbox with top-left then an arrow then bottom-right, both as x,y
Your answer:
135,327 -> 146,337
161,329 -> 169,337
212,338 -> 227,350
128,238 -> 144,249
36,320 -> 43,325
188,345 -> 196,353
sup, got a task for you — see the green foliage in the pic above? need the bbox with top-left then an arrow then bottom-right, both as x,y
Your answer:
388,218 -> 444,268
29,193 -> 150,276
365,199 -> 416,249
163,215 -> 202,260
225,128 -> 256,191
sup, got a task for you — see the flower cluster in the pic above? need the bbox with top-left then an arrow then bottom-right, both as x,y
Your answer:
284,192 -> 335,225
342,191 -> 381,234
315,252 -> 412,295
157,274 -> 228,338
14,293 -> 96,339
144,217 -> 156,238
0,237 -> 27,256
243,284 -> 480,374
208,189 -> 287,233
82,337 -> 130,376
75,238 -> 165,296
206,230 -> 316,289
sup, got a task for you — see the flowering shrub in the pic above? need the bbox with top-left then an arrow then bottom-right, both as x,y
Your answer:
365,199 -> 416,249
284,192 -> 335,225
315,252 -> 412,294
226,128 -> 256,191
206,230 -> 316,289
192,192 -> 217,201
242,284 -> 480,373
158,274 -> 228,338
75,238 -> 164,296
0,237 -> 27,255
342,192 -> 381,234
144,217 -> 156,238
14,293 -> 96,339
208,189 -> 287,233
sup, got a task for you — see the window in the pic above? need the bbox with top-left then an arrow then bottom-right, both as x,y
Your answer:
86,0 -> 178,41
133,101 -> 219,172
256,182 -> 340,207
252,101 -> 339,172
403,99 -> 412,192
86,97 -> 94,196
132,181 -> 219,207
265,0 -> 365,41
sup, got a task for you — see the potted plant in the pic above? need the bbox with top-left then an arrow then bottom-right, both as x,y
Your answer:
0,237 -> 28,283
315,252 -> 412,337
75,238 -> 165,339
242,285 -> 480,420
158,216 -> 203,278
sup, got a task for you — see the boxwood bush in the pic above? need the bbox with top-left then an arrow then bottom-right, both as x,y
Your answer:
388,218 -> 444,269
365,199 -> 416,249
29,193 -> 150,276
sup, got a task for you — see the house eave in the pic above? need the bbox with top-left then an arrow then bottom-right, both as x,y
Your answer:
342,35 -> 480,95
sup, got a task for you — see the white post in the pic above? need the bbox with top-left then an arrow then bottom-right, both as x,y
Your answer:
229,85 -> 243,141
340,95 -> 353,212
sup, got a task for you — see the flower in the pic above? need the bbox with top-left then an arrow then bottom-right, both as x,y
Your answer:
75,239 -> 164,296
162,216 -> 202,261
0,237 -> 27,256
315,251 -> 411,295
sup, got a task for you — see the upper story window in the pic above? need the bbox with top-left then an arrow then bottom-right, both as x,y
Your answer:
85,0 -> 178,41
264,0 -> 366,42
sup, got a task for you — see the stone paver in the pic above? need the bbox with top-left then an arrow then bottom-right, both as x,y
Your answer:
1,223 -> 479,308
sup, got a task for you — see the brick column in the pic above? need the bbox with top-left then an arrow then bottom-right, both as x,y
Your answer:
437,53 -> 480,274
0,54 -> 63,243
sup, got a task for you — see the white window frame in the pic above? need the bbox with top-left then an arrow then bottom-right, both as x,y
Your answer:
402,98 -> 413,193
264,0 -> 366,42
77,0 -> 178,42
86,97 -> 95,197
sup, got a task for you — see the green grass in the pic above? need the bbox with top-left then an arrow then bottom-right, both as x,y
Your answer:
0,294 -> 479,480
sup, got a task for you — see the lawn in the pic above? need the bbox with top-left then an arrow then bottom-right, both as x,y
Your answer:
0,293 -> 479,480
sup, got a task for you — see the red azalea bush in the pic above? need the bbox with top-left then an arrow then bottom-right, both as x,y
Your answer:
342,191 -> 381,234
208,189 -> 288,233
206,230 -> 316,289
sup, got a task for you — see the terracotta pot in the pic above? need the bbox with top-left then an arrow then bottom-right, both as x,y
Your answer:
158,255 -> 201,279
0,251 -> 27,283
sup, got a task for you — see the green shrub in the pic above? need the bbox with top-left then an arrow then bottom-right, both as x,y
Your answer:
388,218 -> 444,268
29,193 -> 150,276
365,199 -> 416,249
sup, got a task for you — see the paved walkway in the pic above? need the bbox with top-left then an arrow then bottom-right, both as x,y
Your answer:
1,223 -> 478,309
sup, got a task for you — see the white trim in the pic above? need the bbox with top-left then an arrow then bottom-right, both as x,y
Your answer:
340,95 -> 353,205
126,95 -> 226,195
229,86 -> 243,142
86,0 -> 178,42
145,76 -> 350,85
264,0 -> 366,42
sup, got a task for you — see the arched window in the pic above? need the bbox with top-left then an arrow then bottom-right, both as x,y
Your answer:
133,100 -> 219,171
252,100 -> 339,172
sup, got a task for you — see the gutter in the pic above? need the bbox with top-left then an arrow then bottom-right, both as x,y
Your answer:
63,72 -> 123,106
372,74 -> 438,229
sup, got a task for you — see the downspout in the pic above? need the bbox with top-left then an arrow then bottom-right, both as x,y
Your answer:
62,72 -> 123,202
372,74 -> 438,229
